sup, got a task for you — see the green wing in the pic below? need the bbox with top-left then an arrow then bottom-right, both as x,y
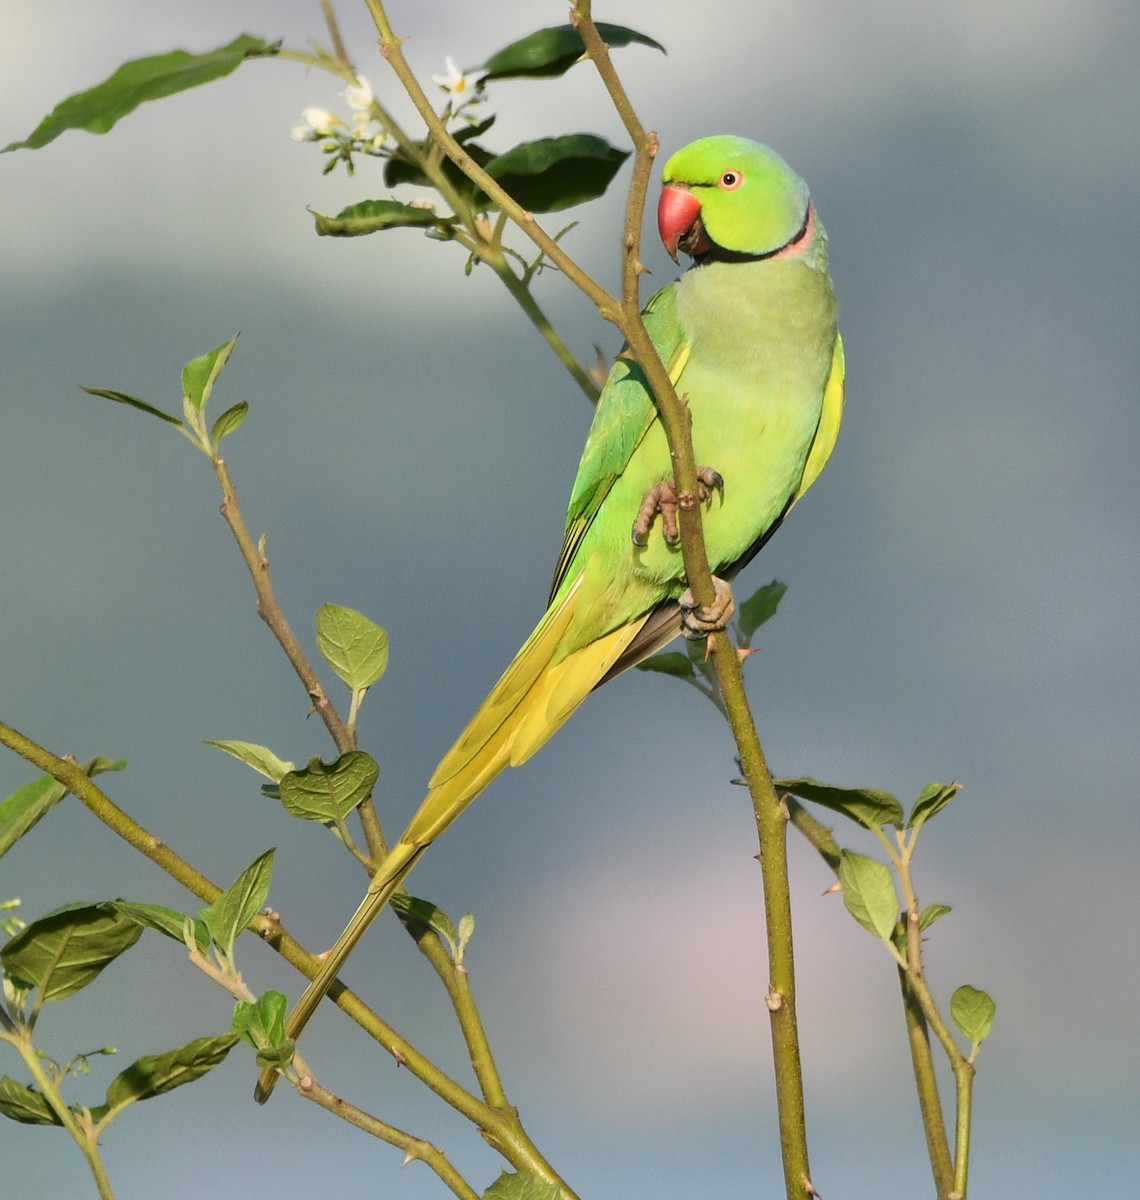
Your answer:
548,283 -> 690,602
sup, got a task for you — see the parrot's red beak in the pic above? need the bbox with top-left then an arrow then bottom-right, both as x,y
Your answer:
657,184 -> 706,263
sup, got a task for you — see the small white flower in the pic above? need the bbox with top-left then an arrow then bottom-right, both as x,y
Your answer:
343,76 -> 374,112
303,107 -> 340,134
431,56 -> 485,109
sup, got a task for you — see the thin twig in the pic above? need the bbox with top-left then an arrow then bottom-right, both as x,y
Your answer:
297,1076 -> 481,1200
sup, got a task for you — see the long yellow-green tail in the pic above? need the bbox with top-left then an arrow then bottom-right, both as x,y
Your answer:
256,579 -> 650,1102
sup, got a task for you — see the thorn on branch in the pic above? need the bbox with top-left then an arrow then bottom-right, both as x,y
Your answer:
765,987 -> 784,1012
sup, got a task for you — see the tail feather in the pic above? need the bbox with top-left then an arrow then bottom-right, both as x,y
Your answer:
258,580 -> 653,1104
254,840 -> 422,1104
410,608 -> 647,846
429,576 -> 583,789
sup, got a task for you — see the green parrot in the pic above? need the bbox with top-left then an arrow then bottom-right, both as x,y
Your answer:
256,135 -> 844,1101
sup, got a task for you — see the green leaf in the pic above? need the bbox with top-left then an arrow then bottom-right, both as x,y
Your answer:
277,752 -> 379,823
485,135 -> 629,213
837,851 -> 899,942
0,756 -> 127,860
480,24 -> 665,81
907,781 -> 962,831
774,777 -> 905,830
736,579 -> 788,642
482,1171 -> 562,1200
104,1033 -> 239,1112
182,334 -> 239,413
81,386 -> 183,427
918,903 -> 952,932
4,35 -> 276,153
393,897 -> 463,950
204,740 -> 295,783
634,651 -> 695,679
232,990 -> 288,1054
0,1077 -> 62,1126
210,400 -> 248,443
0,777 -> 61,861
315,604 -> 389,691
312,199 -> 444,237
1,902 -> 142,1001
383,137 -> 493,197
950,984 -> 996,1047
111,901 -> 209,954
200,849 -> 274,959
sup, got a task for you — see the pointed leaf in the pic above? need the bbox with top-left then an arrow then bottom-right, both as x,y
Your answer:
81,386 -> 183,426
736,579 -> 787,642
233,990 -> 288,1052
1,902 -> 142,1001
907,781 -> 962,831
312,199 -> 443,237
111,901 -> 209,953
4,35 -> 276,153
200,849 -> 274,959
775,777 -> 905,830
837,852 -> 899,942
918,903 -> 952,933
204,740 -> 295,783
277,752 -> 379,823
0,1077 -> 62,1126
485,135 -> 629,212
182,334 -> 239,412
950,985 -> 996,1047
315,604 -> 389,691
480,24 -> 665,81
0,757 -> 124,859
104,1033 -> 239,1111
210,400 -> 248,443
634,651 -> 694,679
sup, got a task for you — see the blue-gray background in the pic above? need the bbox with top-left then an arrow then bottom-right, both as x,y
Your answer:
3,3 -> 1137,1196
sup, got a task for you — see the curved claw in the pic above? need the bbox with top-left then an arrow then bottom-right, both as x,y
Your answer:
679,575 -> 735,640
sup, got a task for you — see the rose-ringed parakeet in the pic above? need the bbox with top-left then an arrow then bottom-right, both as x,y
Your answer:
256,135 -> 844,1100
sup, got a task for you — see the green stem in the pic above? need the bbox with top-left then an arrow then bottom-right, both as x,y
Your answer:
952,1059 -> 974,1198
898,964 -> 955,1196
895,847 -> 973,1197
297,1075 -> 481,1200
8,1028 -> 116,1199
412,927 -> 509,1110
210,454 -> 385,867
486,252 -> 600,403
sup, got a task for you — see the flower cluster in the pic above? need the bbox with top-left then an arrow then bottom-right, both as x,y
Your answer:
289,58 -> 490,176
289,76 -> 387,175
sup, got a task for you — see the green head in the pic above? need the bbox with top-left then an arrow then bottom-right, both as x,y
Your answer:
658,135 -> 814,263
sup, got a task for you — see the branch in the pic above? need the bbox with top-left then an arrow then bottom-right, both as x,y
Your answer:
573,7 -> 813,1194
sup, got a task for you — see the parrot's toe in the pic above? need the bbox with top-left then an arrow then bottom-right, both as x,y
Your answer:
630,469 -> 724,548
679,575 -> 735,639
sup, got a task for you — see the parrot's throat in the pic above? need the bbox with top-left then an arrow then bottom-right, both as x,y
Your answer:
692,202 -> 814,267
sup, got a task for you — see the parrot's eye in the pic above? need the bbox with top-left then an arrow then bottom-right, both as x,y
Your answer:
718,170 -> 744,190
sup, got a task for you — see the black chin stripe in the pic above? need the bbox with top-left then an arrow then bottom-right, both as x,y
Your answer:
694,203 -> 812,266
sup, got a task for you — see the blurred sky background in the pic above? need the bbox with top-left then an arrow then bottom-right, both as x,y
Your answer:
2,2 -> 1138,1197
